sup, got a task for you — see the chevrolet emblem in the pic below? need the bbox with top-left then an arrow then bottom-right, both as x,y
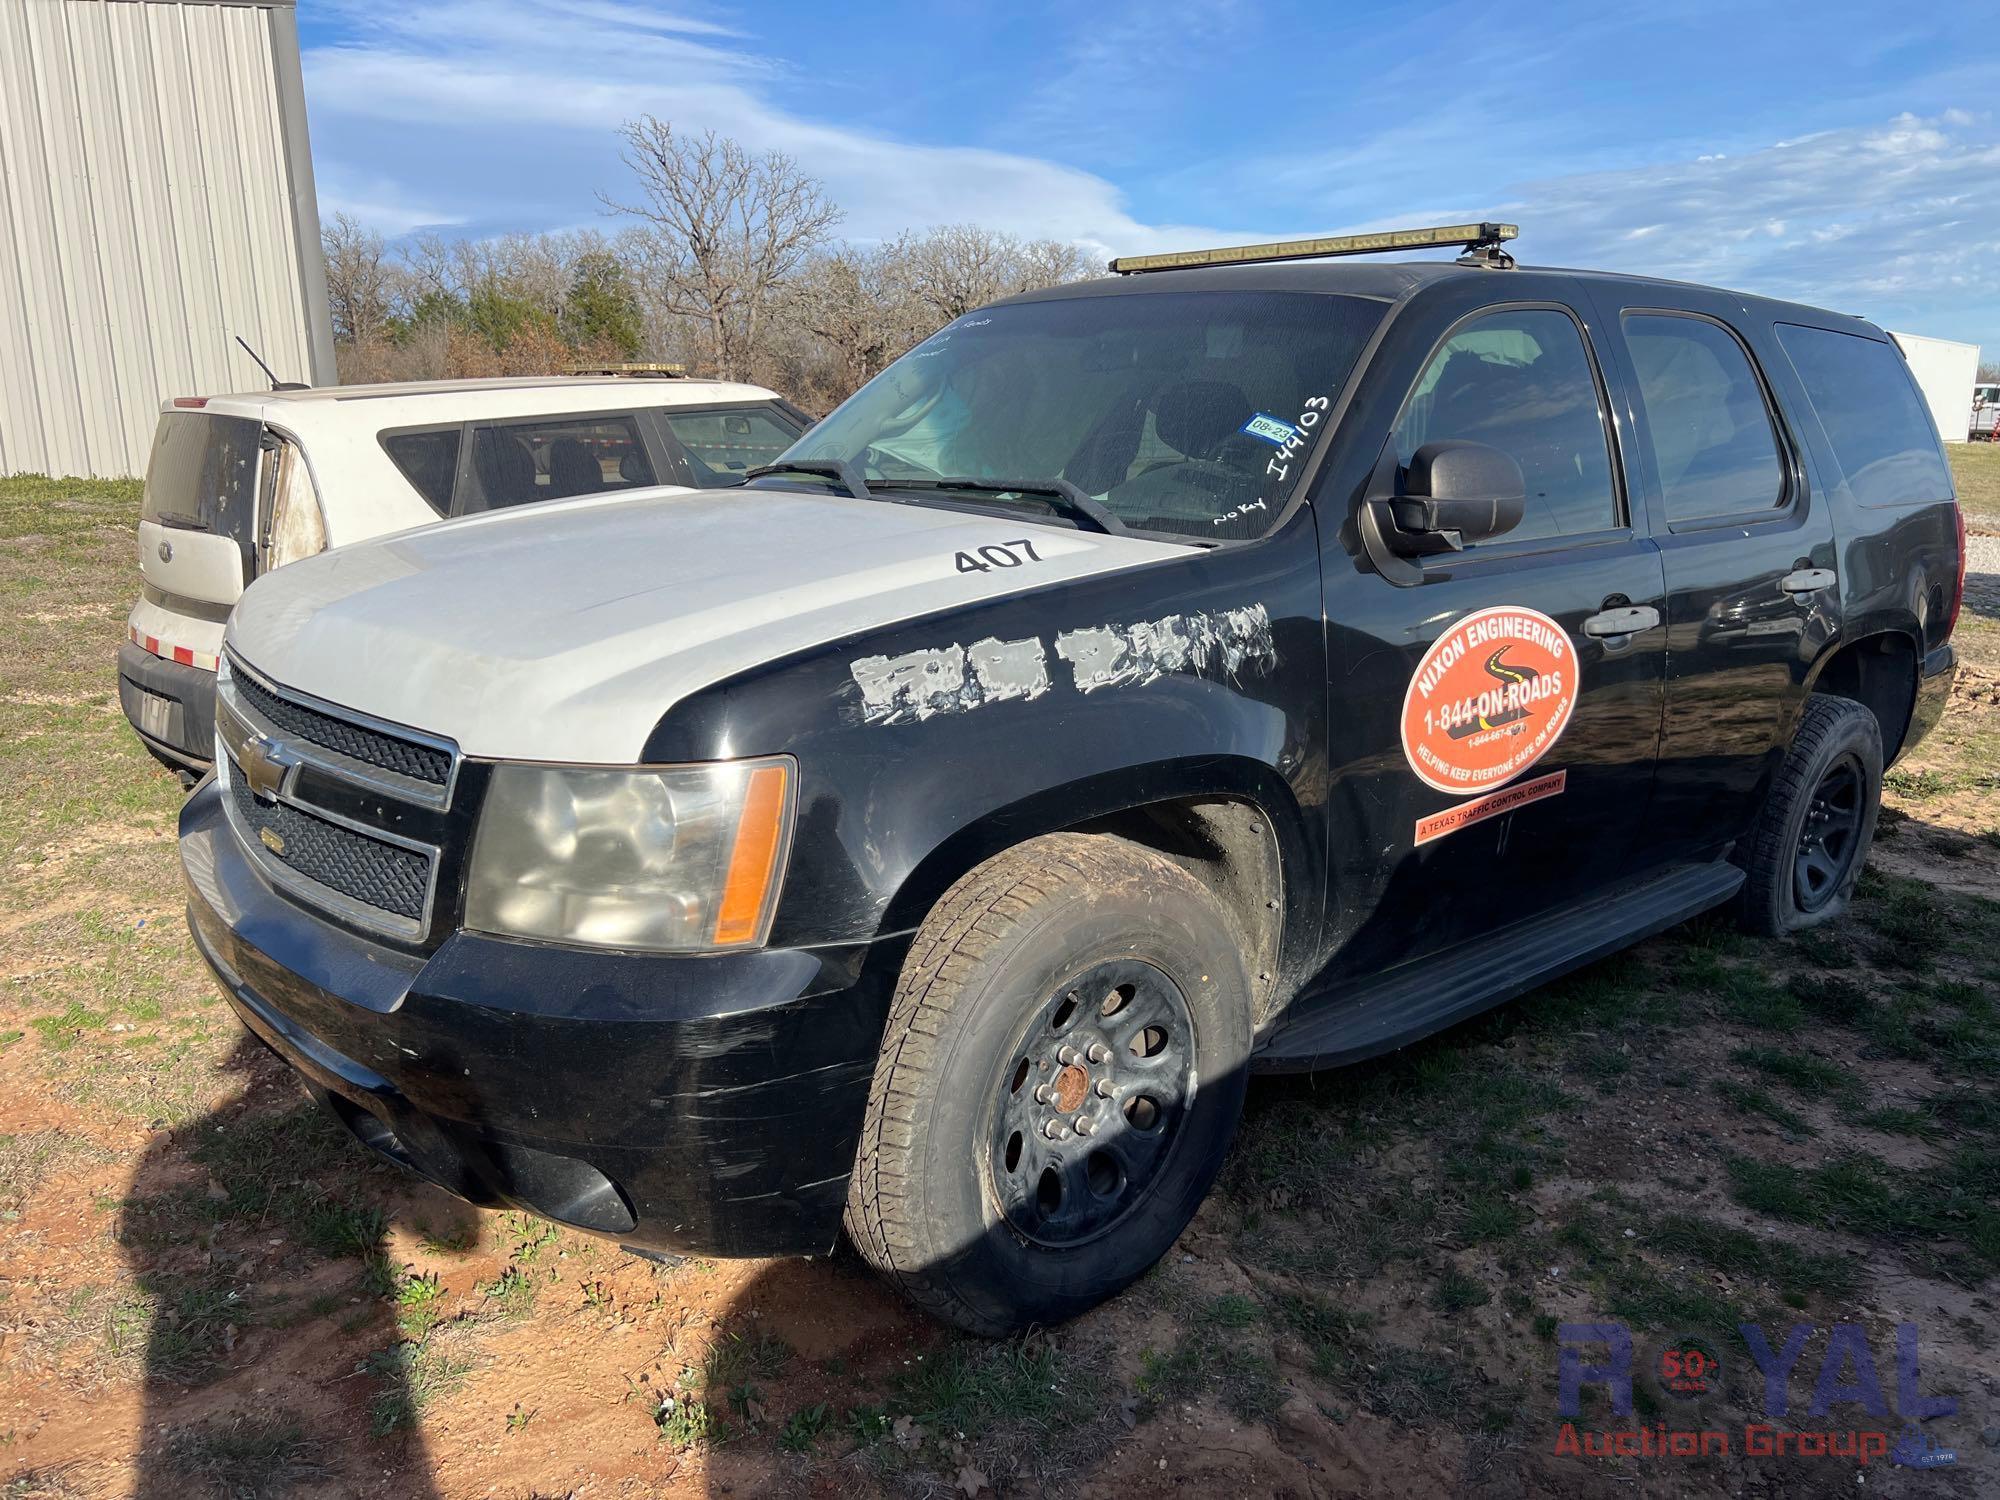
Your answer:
259,827 -> 287,857
238,733 -> 297,802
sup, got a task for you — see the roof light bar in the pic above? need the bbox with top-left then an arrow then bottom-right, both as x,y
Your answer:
564,362 -> 687,378
1108,221 -> 1518,275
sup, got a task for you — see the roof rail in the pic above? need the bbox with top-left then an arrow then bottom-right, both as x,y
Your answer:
1108,221 -> 1518,275
564,362 -> 688,378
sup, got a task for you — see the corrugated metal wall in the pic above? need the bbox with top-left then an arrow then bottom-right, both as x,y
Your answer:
0,0 -> 332,479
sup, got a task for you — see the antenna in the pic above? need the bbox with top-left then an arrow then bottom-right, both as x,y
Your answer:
234,334 -> 310,390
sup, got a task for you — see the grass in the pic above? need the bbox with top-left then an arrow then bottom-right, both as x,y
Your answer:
164,1415 -> 330,1498
1729,1148 -> 2000,1274
366,1339 -> 476,1437
894,1337 -> 1086,1437
1715,1079 -> 1815,1136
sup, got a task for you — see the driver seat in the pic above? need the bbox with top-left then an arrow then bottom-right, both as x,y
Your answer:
1152,380 -> 1253,461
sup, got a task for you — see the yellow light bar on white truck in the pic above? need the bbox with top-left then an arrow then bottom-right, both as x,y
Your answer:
1108,221 -> 1519,275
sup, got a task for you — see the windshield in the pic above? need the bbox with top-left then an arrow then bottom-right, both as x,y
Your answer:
780,290 -> 1385,540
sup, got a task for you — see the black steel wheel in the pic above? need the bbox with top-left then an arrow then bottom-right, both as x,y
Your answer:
1738,693 -> 1882,936
987,959 -> 1196,1248
844,834 -> 1252,1335
1792,753 -> 1865,913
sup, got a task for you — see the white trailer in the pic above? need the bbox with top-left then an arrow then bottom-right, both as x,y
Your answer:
1888,332 -> 1981,444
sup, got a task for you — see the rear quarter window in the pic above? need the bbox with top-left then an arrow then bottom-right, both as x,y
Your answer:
1775,324 -> 1955,507
380,427 -> 463,514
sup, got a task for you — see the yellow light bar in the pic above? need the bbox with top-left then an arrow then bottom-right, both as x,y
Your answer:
565,362 -> 687,377
1108,222 -> 1518,275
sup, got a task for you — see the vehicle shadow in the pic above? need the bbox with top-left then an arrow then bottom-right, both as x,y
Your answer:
117,1033 -> 444,1500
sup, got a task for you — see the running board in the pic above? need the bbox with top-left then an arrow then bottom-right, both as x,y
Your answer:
1254,860 -> 1745,1073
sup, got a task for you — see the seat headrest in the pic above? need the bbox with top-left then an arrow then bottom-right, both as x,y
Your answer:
546,437 -> 602,497
1152,381 -> 1252,461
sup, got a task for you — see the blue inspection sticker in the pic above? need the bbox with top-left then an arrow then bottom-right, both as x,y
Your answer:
1241,412 -> 1297,447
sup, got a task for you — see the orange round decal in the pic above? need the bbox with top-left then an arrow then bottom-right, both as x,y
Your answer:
1400,605 -> 1576,796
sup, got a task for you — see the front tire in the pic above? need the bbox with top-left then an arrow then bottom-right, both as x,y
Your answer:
844,834 -> 1252,1334
1737,693 -> 1883,936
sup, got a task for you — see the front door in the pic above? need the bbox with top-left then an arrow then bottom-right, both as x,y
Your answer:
1322,295 -> 1668,980
1581,292 -> 1839,865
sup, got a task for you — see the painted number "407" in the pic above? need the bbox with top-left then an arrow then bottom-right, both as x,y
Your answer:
954,539 -> 1043,574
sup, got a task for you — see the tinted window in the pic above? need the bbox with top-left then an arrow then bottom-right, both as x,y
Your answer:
663,406 -> 799,485
381,428 -> 462,514
141,412 -> 263,572
787,291 -> 1385,540
466,414 -> 655,512
1623,314 -> 1785,524
1776,325 -> 1953,507
1394,308 -> 1617,542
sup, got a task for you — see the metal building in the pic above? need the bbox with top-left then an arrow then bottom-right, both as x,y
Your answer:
0,0 -> 334,479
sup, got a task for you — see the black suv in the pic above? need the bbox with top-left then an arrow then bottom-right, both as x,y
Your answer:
179,225 -> 1964,1335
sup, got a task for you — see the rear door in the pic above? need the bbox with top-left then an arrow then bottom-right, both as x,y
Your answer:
1583,290 -> 1839,863
1322,289 -> 1669,977
137,409 -> 263,606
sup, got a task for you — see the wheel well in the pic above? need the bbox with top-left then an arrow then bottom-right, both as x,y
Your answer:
1068,798 -> 1284,1021
1811,632 -> 1918,764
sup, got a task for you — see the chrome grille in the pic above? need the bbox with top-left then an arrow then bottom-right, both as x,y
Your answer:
217,656 -> 458,941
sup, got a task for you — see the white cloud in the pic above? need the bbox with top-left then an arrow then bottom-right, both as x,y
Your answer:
302,3 -> 2000,352
1491,112 -> 2000,345
302,0 -> 1276,259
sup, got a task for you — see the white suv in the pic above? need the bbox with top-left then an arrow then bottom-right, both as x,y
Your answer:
120,374 -> 808,774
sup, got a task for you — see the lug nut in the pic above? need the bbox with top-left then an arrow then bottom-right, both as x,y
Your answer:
1087,1042 -> 1111,1064
1073,1116 -> 1094,1137
1057,1045 -> 1078,1066
1095,1079 -> 1115,1098
1034,1084 -> 1054,1104
1043,1119 -> 1065,1139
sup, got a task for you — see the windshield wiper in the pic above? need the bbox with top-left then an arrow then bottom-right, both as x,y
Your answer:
870,476 -> 1130,536
742,458 -> 875,500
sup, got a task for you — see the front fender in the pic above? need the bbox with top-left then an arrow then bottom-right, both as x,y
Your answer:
641,517 -> 1330,971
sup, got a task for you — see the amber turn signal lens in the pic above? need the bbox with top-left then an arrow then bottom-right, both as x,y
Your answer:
713,762 -> 792,946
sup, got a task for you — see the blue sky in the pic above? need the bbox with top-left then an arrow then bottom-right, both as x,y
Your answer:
298,0 -> 1999,357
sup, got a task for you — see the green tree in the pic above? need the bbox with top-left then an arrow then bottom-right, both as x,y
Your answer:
562,252 -> 645,357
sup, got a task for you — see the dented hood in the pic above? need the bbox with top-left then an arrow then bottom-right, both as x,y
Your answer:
226,485 -> 1194,762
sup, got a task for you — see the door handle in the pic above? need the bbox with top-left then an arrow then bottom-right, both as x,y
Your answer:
1582,605 -> 1661,638
1780,568 -> 1836,595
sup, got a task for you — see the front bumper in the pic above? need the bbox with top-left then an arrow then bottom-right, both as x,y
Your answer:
118,641 -> 216,769
1901,641 -> 1957,762
179,779 -> 895,1257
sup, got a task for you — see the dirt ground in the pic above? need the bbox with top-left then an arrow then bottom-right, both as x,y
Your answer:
3,456 -> 1998,1499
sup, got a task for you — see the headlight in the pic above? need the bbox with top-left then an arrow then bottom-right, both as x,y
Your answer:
465,757 -> 795,951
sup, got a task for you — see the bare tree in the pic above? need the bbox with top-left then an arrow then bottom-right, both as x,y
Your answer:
894,224 -> 1092,323
781,246 -> 926,396
320,212 -> 396,346
600,118 -> 842,379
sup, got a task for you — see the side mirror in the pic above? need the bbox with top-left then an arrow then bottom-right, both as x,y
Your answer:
1376,440 -> 1526,555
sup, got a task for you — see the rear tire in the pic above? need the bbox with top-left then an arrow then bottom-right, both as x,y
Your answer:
1737,693 -> 1882,936
844,833 -> 1252,1335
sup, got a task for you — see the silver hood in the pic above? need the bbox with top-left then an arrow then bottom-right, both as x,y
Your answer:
226,485 -> 1194,762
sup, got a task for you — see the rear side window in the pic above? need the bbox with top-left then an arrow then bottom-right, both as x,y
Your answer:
662,407 -> 800,485
381,428 -> 462,514
1775,324 -> 1954,507
1622,314 -> 1786,525
1393,308 -> 1619,542
465,414 -> 656,512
